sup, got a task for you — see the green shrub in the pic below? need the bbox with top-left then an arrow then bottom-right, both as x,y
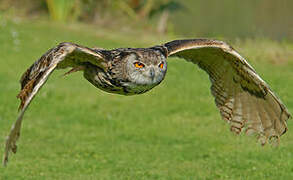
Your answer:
45,0 -> 80,22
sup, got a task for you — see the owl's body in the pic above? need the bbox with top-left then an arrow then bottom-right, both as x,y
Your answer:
83,47 -> 167,95
3,39 -> 291,166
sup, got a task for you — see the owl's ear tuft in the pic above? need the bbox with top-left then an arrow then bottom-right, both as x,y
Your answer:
151,46 -> 168,58
118,51 -> 131,58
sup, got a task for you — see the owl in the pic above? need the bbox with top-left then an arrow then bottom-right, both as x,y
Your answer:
3,39 -> 291,166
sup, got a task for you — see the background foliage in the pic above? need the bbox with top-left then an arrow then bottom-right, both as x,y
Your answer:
0,0 -> 292,40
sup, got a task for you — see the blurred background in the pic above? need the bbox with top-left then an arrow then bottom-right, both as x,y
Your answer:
1,0 -> 292,41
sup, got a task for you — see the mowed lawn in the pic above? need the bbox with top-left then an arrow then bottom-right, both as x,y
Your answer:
0,19 -> 293,179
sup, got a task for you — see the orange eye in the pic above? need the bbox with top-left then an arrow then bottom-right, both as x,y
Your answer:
159,62 -> 164,69
134,62 -> 145,68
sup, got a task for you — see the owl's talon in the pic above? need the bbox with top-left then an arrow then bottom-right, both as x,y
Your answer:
62,66 -> 85,77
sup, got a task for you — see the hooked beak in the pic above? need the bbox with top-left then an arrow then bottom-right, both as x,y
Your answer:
149,68 -> 155,80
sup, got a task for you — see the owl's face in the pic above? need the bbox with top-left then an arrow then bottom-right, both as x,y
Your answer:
124,50 -> 167,89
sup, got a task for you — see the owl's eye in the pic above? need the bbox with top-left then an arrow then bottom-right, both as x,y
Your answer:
134,62 -> 145,68
158,62 -> 164,69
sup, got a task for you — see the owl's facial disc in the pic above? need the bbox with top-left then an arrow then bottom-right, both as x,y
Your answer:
125,53 -> 167,87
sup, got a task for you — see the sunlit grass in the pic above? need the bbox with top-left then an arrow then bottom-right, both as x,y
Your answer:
0,19 -> 292,179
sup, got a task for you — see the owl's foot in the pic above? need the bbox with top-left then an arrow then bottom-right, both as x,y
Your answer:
62,66 -> 85,77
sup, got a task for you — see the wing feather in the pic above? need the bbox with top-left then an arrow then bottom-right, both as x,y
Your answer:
3,42 -> 106,166
164,39 -> 291,144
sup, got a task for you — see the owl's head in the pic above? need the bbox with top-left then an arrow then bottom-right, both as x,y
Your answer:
124,49 -> 167,88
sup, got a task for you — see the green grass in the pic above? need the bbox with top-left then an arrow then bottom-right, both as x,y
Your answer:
0,18 -> 293,179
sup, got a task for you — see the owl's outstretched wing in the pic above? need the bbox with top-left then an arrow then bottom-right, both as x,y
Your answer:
163,39 -> 291,144
3,42 -> 107,166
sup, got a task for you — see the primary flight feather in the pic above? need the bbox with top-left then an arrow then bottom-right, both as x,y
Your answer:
3,39 -> 291,166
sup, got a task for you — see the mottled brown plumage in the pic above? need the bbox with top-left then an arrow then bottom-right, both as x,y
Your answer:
3,39 -> 291,166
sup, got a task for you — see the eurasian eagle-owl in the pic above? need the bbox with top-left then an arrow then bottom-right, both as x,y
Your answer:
3,39 -> 291,166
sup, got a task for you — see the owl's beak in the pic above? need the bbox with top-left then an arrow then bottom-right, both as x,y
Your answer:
149,68 -> 155,80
